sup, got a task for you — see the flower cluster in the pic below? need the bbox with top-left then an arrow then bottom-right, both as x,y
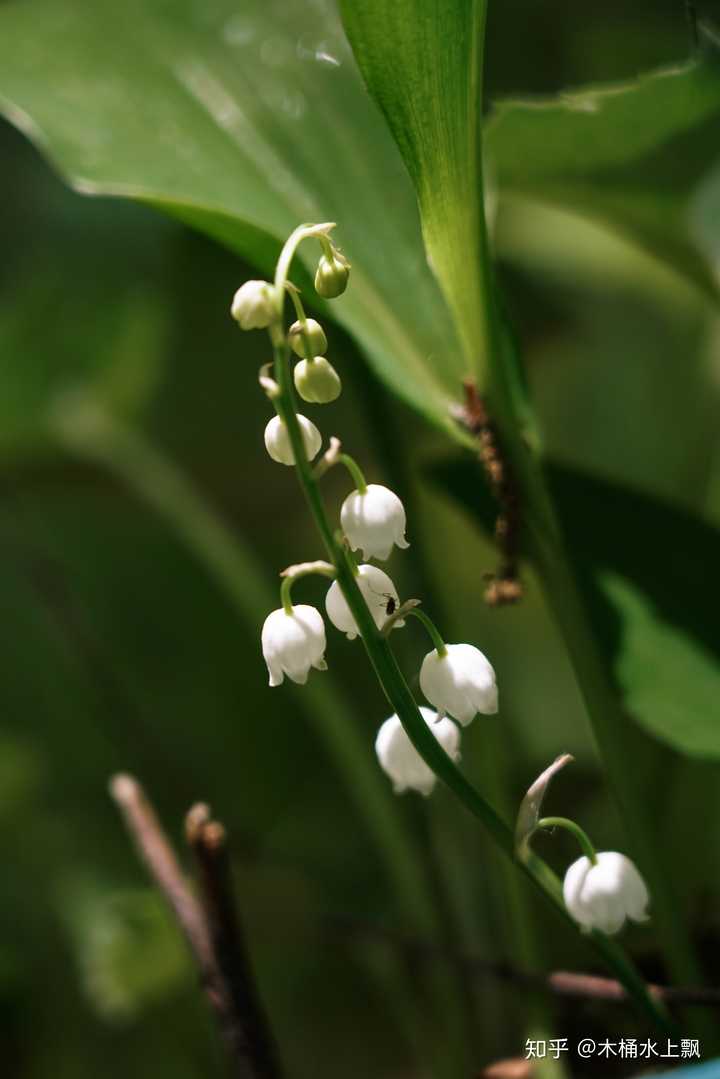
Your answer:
232,222 -> 651,941
231,223 -> 498,800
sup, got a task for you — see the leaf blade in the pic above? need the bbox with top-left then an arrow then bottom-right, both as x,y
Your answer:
486,30 -> 720,300
0,0 -> 467,437
340,0 -> 491,375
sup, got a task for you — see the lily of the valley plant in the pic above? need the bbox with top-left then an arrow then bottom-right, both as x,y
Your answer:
232,222 -> 664,1029
233,224 -> 498,789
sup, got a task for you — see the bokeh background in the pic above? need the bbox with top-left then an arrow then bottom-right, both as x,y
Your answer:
2,1 -> 720,1076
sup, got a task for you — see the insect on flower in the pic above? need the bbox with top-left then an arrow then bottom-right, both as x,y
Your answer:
368,585 -> 397,617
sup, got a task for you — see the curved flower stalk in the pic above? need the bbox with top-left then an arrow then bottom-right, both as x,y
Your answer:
229,222 -> 672,1032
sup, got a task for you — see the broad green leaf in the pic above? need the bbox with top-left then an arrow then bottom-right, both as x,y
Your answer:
0,0 -> 467,439
601,571 -> 719,759
486,28 -> 720,300
340,0 -> 490,375
430,458 -> 720,759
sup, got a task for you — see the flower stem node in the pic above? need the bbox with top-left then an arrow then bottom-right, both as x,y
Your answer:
563,852 -> 650,936
419,643 -> 498,726
314,251 -> 350,298
264,414 -> 322,466
341,483 -> 409,561
261,605 -> 327,686
289,318 -> 328,357
230,280 -> 277,330
325,564 -> 403,639
375,708 -> 461,796
294,357 -> 342,404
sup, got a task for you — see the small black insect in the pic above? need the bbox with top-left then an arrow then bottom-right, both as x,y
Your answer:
369,585 -> 397,617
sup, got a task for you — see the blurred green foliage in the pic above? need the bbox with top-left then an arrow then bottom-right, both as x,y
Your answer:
1,1 -> 720,1077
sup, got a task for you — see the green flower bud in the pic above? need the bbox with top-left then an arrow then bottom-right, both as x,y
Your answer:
230,280 -> 276,330
288,318 -> 328,357
294,357 -> 342,404
314,251 -> 350,299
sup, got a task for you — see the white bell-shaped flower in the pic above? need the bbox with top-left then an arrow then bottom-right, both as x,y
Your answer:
325,564 -> 403,640
230,280 -> 276,329
376,708 -> 460,796
563,852 -> 650,935
340,483 -> 409,561
261,605 -> 327,687
264,414 -> 322,466
419,643 -> 497,726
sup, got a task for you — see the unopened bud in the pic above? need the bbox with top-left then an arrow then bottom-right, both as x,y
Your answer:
294,357 -> 342,403
230,280 -> 276,330
314,251 -> 350,299
289,318 -> 328,357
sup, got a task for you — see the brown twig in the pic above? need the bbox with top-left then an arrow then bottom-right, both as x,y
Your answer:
187,806 -> 284,1079
452,378 -> 523,606
110,775 -> 283,1079
326,914 -> 720,1009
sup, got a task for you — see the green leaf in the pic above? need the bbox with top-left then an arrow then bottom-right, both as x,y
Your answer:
486,27 -> 720,300
340,0 -> 490,375
430,457 -> 720,759
0,0 -> 467,439
601,571 -> 719,758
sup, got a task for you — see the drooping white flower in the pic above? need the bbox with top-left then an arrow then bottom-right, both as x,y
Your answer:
264,414 -> 322,466
375,707 -> 460,796
261,605 -> 327,687
230,280 -> 276,329
340,483 -> 409,561
419,643 -> 497,726
325,564 -> 403,640
563,852 -> 650,935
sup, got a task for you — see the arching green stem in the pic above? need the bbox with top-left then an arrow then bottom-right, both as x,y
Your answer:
383,603 -> 447,656
537,817 -> 598,865
337,453 -> 368,494
280,560 -> 336,614
286,287 -> 317,365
